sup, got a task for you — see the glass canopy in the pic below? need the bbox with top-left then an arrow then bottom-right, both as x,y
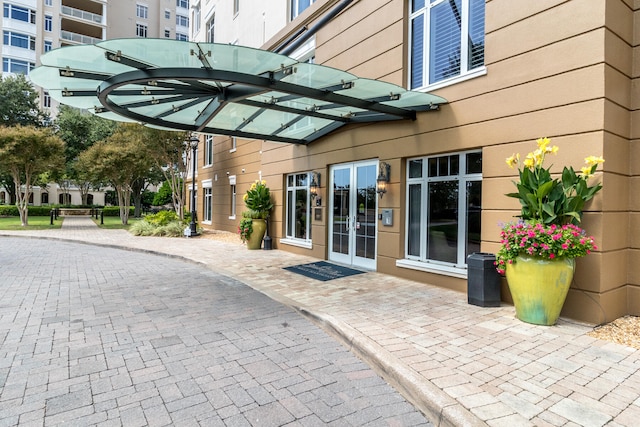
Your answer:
31,39 -> 446,144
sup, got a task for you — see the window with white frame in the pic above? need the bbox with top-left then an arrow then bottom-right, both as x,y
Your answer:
165,10 -> 171,19
44,40 -> 52,52
177,0 -> 189,8
44,15 -> 52,31
2,58 -> 34,75
192,4 -> 201,34
136,4 -> 148,19
404,151 -> 482,270
164,29 -> 170,38
3,31 -> 36,50
176,32 -> 188,41
409,0 -> 485,89
43,91 -> 51,108
206,13 -> 215,43
291,0 -> 314,19
285,172 -> 312,241
204,135 -> 213,166
4,4 -> 36,24
176,14 -> 189,27
136,23 -> 148,37
229,175 -> 236,219
203,184 -> 212,223
45,0 -> 52,6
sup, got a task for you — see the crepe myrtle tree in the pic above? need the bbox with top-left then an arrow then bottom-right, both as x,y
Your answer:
77,123 -> 155,225
54,105 -> 117,205
139,128 -> 191,220
0,126 -> 65,226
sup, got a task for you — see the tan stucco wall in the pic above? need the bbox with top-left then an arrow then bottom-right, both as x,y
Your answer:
197,0 -> 639,325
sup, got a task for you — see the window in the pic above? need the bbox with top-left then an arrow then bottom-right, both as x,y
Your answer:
233,0 -> 239,15
44,40 -> 52,52
177,0 -> 189,8
45,0 -> 52,6
2,58 -> 35,75
192,5 -> 201,34
164,29 -> 171,38
165,10 -> 171,19
136,4 -> 148,19
229,175 -> 236,219
136,23 -> 148,38
44,15 -> 53,32
403,151 -> 482,272
204,135 -> 213,166
176,14 -> 189,27
3,4 -> 36,23
203,186 -> 212,223
43,91 -> 51,108
176,33 -> 188,41
409,0 -> 485,89
291,0 -> 313,19
3,31 -> 36,50
285,173 -> 312,242
206,14 -> 215,43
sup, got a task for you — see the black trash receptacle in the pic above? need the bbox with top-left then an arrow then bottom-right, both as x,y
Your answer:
467,252 -> 501,307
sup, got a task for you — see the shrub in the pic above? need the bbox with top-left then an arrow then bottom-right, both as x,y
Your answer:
102,206 -> 134,217
153,181 -> 174,206
144,210 -> 179,226
129,220 -> 155,236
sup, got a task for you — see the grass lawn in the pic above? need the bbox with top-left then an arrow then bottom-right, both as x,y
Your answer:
0,216 -> 62,230
92,216 -> 141,229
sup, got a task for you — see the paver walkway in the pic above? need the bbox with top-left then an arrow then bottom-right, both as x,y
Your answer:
2,217 -> 640,426
0,237 -> 429,426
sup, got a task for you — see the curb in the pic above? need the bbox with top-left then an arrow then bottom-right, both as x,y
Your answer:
299,309 -> 485,427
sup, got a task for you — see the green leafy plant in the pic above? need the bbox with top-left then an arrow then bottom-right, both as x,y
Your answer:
238,217 -> 253,242
496,137 -> 605,273
505,137 -> 604,225
242,180 -> 273,219
238,180 -> 273,242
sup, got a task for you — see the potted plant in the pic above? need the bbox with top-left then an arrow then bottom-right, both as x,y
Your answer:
238,179 -> 273,249
495,137 -> 604,325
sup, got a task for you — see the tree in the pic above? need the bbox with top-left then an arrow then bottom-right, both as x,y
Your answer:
0,74 -> 49,127
54,105 -> 117,204
139,128 -> 191,220
77,123 -> 155,225
0,126 -> 64,225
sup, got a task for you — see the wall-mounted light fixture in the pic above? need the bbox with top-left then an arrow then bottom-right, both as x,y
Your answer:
376,162 -> 390,198
310,171 -> 321,199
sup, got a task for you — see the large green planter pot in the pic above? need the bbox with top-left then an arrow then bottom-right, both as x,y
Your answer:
246,219 -> 266,250
505,255 -> 575,326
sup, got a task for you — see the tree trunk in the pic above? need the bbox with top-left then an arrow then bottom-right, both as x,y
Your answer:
116,185 -> 131,225
13,179 -> 29,226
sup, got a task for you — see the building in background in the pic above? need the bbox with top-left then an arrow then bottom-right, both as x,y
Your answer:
0,0 -> 191,205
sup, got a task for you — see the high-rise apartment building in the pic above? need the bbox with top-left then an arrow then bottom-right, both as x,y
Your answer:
1,0 -> 191,112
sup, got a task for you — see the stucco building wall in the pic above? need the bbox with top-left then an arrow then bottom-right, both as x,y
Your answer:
195,0 -> 638,325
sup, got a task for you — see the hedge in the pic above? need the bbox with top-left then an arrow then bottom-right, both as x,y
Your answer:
0,206 -> 54,216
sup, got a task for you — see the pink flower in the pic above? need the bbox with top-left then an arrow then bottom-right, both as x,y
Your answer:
549,253 -> 555,259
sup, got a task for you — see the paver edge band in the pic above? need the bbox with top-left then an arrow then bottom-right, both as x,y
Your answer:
299,309 -> 485,427
0,232 -> 484,426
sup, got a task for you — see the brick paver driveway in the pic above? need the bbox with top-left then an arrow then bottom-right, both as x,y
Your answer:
0,238 -> 430,426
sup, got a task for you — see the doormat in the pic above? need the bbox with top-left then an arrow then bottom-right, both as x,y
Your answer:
284,261 -> 365,282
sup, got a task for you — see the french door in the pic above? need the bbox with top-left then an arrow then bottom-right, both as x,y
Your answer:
329,161 -> 378,270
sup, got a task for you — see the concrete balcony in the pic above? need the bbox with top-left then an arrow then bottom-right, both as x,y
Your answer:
60,30 -> 101,45
61,5 -> 103,24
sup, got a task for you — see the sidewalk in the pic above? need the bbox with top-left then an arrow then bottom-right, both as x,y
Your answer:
2,217 -> 639,426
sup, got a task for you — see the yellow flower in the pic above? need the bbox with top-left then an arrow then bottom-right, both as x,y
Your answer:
243,193 -> 248,201
505,153 -> 519,168
549,145 -> 559,154
523,156 -> 535,169
250,183 -> 257,190
260,180 -> 266,186
585,155 -> 605,167
536,137 -> 551,150
580,166 -> 593,177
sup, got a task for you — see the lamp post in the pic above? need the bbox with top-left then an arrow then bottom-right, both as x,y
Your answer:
188,134 -> 199,237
